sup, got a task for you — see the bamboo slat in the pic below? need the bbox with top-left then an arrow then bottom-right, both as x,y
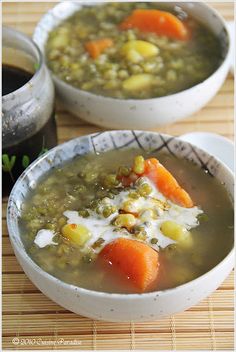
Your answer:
2,1 -> 234,351
2,236 -> 14,256
3,219 -> 9,236
2,256 -> 24,273
2,310 -> 234,336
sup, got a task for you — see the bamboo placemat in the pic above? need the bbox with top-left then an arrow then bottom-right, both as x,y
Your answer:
2,1 -> 234,350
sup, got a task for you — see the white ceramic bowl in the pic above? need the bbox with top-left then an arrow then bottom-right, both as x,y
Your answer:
7,131 -> 234,322
33,2 -> 231,129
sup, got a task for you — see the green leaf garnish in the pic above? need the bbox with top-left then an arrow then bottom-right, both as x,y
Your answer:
2,154 -> 16,172
22,155 -> 30,169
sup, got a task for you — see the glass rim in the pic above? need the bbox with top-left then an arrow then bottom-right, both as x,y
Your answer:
2,26 -> 44,99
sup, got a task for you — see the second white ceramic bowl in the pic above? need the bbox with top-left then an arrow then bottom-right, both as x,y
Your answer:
7,131 -> 234,322
33,2 -> 231,129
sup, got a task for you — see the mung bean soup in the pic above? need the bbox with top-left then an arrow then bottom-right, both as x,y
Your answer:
20,150 -> 234,293
46,2 -> 223,99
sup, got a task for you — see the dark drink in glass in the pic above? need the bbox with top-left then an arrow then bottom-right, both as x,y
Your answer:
2,27 -> 57,196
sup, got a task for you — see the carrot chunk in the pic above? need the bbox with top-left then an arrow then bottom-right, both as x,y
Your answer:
119,9 -> 189,41
99,238 -> 159,292
85,38 -> 114,59
143,158 -> 193,208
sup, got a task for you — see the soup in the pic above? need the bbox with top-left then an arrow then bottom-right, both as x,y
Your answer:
20,150 -> 234,293
46,2 -> 223,99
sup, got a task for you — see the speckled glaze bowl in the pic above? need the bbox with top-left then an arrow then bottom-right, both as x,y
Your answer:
7,131 -> 234,322
33,1 -> 231,129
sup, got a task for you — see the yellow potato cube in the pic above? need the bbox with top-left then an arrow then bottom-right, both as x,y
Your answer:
122,74 -> 154,91
62,223 -> 91,246
160,220 -> 189,242
122,40 -> 159,62
126,49 -> 143,63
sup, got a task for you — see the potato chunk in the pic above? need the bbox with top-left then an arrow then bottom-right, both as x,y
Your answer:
160,220 -> 189,242
122,40 -> 159,63
122,74 -> 154,91
62,223 -> 91,246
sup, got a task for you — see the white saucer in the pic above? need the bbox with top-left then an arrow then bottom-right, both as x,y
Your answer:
180,132 -> 234,172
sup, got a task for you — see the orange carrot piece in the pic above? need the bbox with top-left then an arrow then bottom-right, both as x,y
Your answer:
84,38 -> 114,59
143,158 -> 193,208
99,238 -> 159,292
119,9 -> 189,41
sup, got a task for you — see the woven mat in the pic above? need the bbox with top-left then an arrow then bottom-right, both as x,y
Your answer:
2,2 -> 234,350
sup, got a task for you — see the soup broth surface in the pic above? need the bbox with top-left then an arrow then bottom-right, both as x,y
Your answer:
46,2 -> 223,99
20,150 -> 234,293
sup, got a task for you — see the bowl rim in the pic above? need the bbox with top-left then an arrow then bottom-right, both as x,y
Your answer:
7,130 -> 234,299
33,0 -> 231,103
